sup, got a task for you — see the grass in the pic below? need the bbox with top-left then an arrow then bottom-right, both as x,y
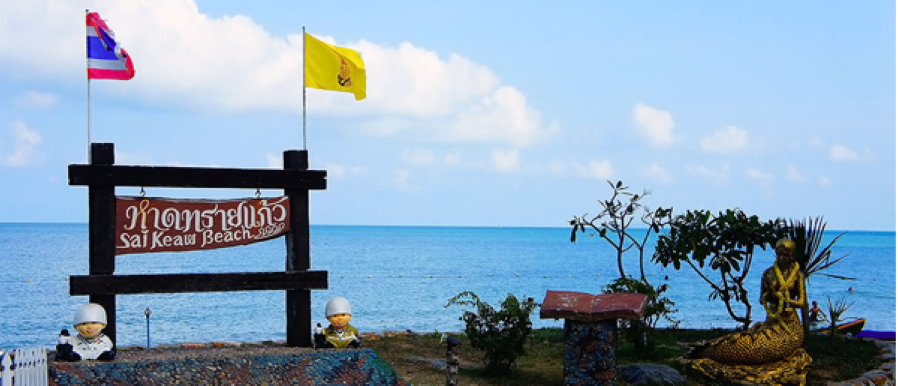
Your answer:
366,327 -> 886,386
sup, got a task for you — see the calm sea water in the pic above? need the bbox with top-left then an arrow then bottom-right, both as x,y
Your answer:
0,223 -> 894,350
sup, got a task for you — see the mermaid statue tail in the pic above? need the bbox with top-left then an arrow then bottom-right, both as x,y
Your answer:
686,309 -> 804,364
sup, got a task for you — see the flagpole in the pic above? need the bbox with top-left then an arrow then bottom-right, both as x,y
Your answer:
88,79 -> 92,158
302,26 -> 307,151
86,9 -> 92,160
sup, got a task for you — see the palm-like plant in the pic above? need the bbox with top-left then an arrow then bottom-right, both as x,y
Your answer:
787,217 -> 852,342
788,217 -> 850,279
822,297 -> 856,347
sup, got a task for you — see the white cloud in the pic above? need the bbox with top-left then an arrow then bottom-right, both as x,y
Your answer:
349,165 -> 369,177
829,144 -> 859,162
491,148 -> 519,173
356,42 -> 499,116
442,151 -> 461,166
327,164 -> 347,179
701,126 -> 748,153
400,148 -> 464,168
643,163 -> 673,184
632,102 -> 674,147
746,167 -> 773,183
447,86 -> 557,147
266,154 -> 281,169
687,163 -> 730,185
785,165 -> 806,183
806,136 -> 825,149
15,91 -> 57,108
323,164 -> 368,180
544,159 -> 613,180
401,149 -> 435,166
572,160 -> 614,180
0,0 -> 556,148
818,176 -> 832,186
114,150 -> 155,166
548,161 -> 567,176
393,168 -> 416,191
2,120 -> 42,167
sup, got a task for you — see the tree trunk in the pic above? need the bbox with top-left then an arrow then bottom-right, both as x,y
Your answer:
616,251 -> 626,279
638,249 -> 646,282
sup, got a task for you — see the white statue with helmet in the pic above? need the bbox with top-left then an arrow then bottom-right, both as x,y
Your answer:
314,296 -> 362,348
55,303 -> 116,361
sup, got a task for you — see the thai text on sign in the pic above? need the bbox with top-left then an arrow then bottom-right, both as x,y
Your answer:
115,196 -> 290,255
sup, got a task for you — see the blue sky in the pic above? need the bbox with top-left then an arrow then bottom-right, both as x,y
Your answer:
0,1 -> 894,230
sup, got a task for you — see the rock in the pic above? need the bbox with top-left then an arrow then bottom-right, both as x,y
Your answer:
618,363 -> 686,386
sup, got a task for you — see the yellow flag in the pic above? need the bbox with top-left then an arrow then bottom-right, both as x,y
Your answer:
304,32 -> 366,101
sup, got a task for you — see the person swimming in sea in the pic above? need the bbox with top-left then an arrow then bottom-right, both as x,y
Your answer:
809,300 -> 822,323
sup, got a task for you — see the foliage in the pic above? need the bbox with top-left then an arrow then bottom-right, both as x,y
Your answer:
445,291 -> 540,374
653,209 -> 788,328
822,296 -> 856,347
787,217 -> 852,341
570,180 -> 673,280
787,217 -> 851,280
602,276 -> 678,354
604,276 -> 678,329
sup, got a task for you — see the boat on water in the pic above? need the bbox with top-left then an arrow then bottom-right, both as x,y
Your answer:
812,318 -> 866,336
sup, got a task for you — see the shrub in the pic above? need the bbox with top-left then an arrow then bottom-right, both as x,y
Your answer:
445,291 -> 539,373
603,276 -> 678,354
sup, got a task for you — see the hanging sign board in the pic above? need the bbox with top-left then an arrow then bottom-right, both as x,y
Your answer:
115,196 -> 290,255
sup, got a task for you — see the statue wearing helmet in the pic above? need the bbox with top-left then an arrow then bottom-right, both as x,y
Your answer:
314,296 -> 362,348
55,303 -> 115,361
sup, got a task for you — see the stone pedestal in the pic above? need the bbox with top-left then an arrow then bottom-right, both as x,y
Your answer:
540,290 -> 648,386
563,319 -> 618,385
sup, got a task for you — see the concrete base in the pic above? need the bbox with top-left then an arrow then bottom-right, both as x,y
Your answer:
563,319 -> 618,386
50,348 -> 405,385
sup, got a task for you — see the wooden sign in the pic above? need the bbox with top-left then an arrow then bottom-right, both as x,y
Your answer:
115,196 -> 290,255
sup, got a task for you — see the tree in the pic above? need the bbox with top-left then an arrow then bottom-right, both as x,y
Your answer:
570,180 -> 673,280
653,209 -> 788,329
570,181 -> 676,354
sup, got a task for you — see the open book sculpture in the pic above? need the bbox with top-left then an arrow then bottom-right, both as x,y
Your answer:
539,290 -> 648,322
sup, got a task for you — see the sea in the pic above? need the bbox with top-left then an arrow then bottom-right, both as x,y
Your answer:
1,223 -> 894,350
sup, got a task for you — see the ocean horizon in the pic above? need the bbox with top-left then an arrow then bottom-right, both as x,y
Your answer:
1,223 -> 894,350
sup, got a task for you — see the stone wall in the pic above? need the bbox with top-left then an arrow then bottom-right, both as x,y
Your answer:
50,347 -> 405,385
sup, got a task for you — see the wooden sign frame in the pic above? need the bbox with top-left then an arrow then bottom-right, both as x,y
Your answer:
68,143 -> 328,347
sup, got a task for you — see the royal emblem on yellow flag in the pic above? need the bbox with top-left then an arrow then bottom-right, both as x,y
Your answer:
304,32 -> 366,101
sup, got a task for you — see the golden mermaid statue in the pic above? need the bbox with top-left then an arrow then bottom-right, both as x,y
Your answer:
683,239 -> 812,384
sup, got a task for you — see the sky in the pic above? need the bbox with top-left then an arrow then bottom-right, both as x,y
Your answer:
0,1 -> 894,231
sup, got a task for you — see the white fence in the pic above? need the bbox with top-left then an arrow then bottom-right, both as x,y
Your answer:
0,348 -> 48,386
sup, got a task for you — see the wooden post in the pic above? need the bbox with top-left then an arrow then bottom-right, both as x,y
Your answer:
446,343 -> 459,386
284,150 -> 312,347
87,143 -> 117,343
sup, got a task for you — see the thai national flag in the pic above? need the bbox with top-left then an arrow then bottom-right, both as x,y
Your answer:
86,12 -> 135,80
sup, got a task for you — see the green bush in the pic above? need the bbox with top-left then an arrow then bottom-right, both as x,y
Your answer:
603,276 -> 678,354
445,291 -> 539,373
